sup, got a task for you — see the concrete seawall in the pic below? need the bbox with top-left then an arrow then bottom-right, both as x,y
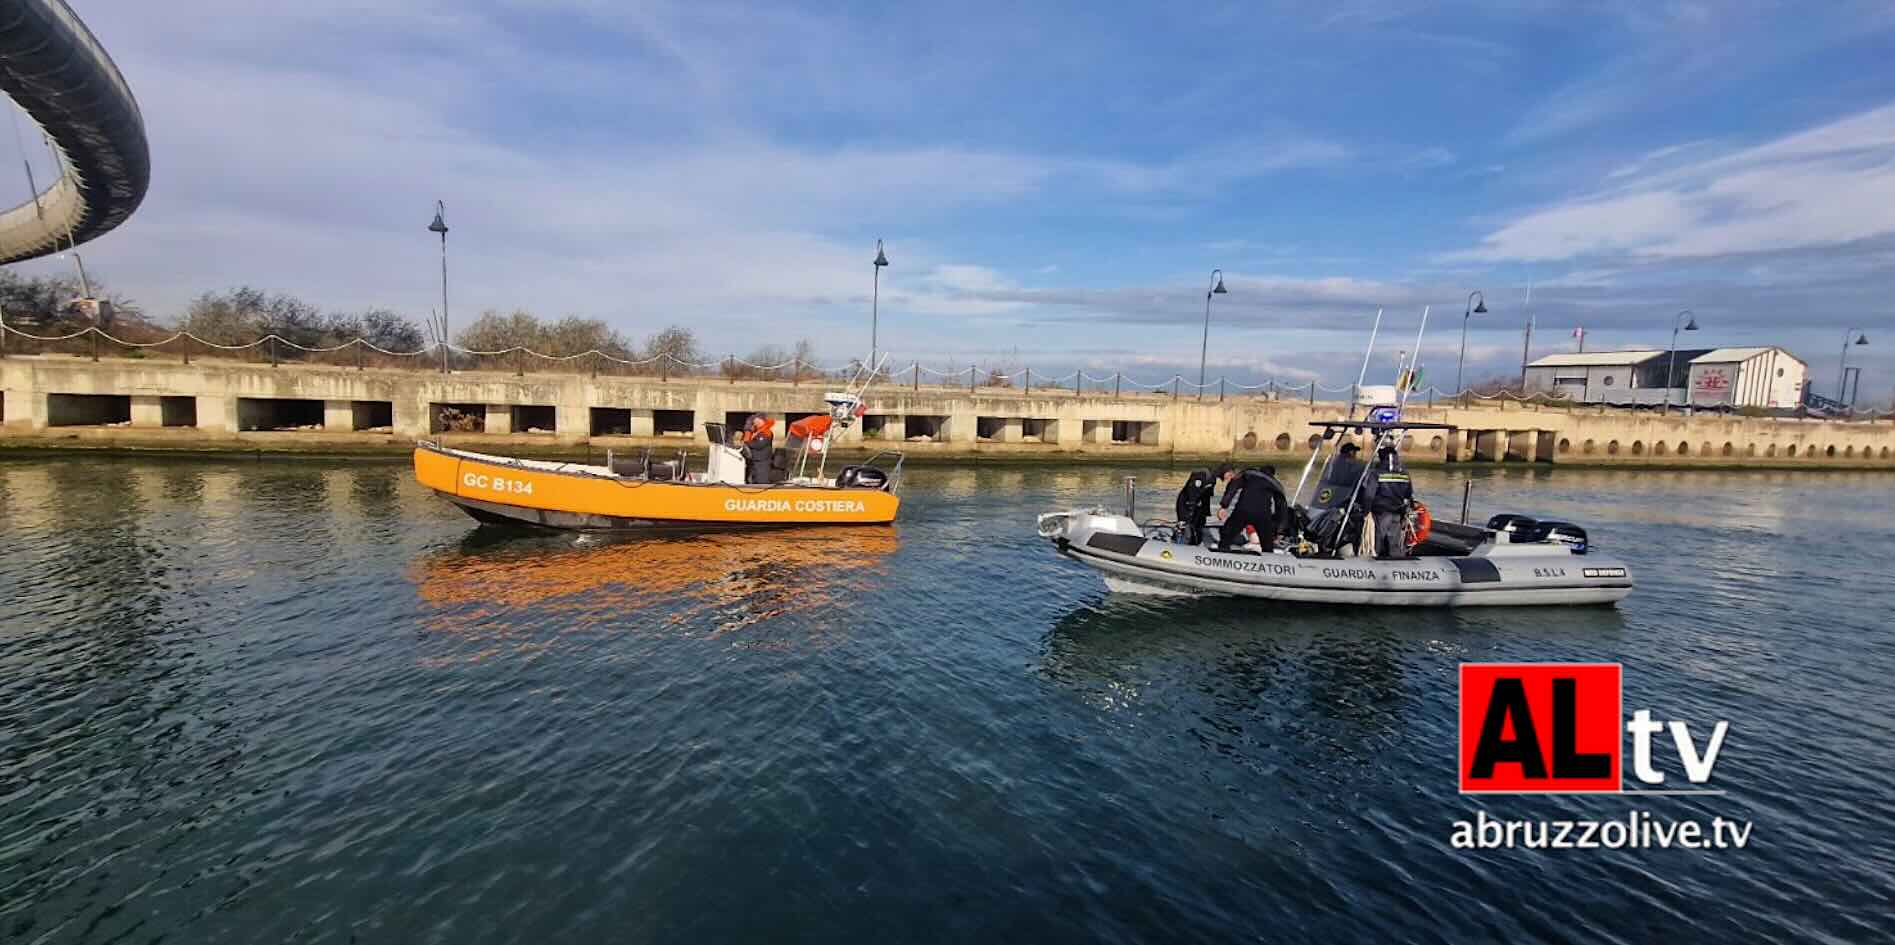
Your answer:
4,355 -> 1893,467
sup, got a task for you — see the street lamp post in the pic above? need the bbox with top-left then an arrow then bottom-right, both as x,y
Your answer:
1840,328 -> 1869,408
1456,290 -> 1487,395
1663,309 -> 1698,415
1196,269 -> 1227,399
870,240 -> 889,370
428,202 -> 449,374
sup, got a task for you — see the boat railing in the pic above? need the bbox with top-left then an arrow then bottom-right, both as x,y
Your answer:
858,449 -> 906,493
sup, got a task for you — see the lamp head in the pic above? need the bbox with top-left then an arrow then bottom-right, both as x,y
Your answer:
1212,275 -> 1227,295
428,201 -> 448,235
1472,299 -> 1488,314
873,240 -> 889,268
1683,316 -> 1699,331
1855,333 -> 1869,345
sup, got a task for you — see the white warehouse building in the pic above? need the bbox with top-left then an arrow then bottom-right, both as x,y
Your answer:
1684,347 -> 1808,408
1523,347 -> 1807,409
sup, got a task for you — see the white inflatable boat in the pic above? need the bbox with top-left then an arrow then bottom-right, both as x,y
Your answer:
1039,412 -> 1634,607
1036,507 -> 1633,607
1039,310 -> 1635,607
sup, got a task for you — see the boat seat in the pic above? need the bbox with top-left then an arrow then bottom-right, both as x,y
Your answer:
609,449 -> 649,479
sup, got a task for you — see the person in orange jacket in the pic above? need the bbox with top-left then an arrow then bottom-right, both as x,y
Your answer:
740,414 -> 776,484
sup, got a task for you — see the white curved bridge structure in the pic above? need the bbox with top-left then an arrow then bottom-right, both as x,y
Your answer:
0,0 -> 148,264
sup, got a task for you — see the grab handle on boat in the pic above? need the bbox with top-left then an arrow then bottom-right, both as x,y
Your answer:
1123,476 -> 1137,519
1459,480 -> 1472,525
1036,511 -> 1071,539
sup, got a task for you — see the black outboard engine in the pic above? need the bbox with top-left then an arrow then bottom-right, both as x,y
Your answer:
1486,513 -> 1550,543
1486,513 -> 1588,551
837,465 -> 890,490
1538,521 -> 1589,554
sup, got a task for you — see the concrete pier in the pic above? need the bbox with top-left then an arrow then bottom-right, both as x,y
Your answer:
3,355 -> 1893,466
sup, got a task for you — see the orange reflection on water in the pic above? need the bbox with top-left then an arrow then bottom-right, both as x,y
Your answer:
410,527 -> 900,661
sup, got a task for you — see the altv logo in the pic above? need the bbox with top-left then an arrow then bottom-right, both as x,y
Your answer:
1458,663 -> 1730,794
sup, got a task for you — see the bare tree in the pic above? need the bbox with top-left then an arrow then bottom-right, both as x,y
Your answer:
641,325 -> 701,374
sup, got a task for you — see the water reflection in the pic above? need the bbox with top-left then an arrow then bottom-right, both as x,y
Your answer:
410,527 -> 900,649
1039,596 -> 1628,788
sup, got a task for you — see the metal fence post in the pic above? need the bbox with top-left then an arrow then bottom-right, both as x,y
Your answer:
269,336 -> 278,367
1219,378 -> 1225,402
357,339 -> 365,371
727,354 -> 735,383
661,354 -> 670,382
91,327 -> 99,362
913,361 -> 920,391
1308,383 -> 1315,406
1172,376 -> 1179,399
1115,372 -> 1121,399
1025,367 -> 1032,394
969,364 -> 976,393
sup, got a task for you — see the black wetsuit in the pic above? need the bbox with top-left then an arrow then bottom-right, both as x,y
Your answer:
1175,468 -> 1216,545
1218,470 -> 1289,552
1310,455 -> 1370,553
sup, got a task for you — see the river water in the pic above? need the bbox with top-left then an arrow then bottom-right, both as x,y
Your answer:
2,456 -> 1891,944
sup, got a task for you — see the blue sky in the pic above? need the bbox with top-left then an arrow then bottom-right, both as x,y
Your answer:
8,0 -> 1895,394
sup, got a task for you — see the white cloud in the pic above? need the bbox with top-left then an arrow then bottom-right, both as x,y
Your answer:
1456,103 -> 1895,262
25,0 -> 1342,354
1504,2 -> 1895,145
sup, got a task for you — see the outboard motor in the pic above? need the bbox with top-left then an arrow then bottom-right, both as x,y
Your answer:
1487,513 -> 1550,543
837,465 -> 890,490
1538,521 -> 1589,554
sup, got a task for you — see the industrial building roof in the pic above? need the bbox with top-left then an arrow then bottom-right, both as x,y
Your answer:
1691,346 -> 1805,365
1529,346 -> 1807,369
1525,350 -> 1665,368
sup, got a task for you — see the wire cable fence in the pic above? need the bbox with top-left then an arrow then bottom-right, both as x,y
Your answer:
0,319 -> 1357,397
2,318 -> 1879,418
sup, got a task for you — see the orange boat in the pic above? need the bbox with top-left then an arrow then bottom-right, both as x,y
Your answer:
414,437 -> 901,531
415,373 -> 904,531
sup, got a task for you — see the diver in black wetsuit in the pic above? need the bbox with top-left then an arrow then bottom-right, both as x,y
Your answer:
1215,464 -> 1289,553
1174,466 -> 1219,545
1309,442 -> 1371,555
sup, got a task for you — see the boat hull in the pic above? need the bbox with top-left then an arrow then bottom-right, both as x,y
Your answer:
415,445 -> 899,530
1041,510 -> 1632,607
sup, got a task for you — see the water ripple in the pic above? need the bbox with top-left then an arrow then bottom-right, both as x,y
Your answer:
0,459 -> 1891,943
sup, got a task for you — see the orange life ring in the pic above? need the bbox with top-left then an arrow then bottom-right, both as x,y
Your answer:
1407,501 -> 1433,547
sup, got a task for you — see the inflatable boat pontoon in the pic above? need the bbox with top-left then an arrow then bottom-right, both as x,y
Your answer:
1037,507 -> 1632,607
1040,307 -> 1637,607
